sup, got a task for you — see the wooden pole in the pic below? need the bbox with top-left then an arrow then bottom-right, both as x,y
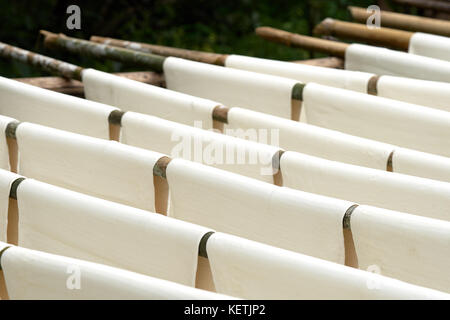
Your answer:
41,30 -> 166,73
90,36 -> 229,66
349,6 -> 450,37
90,35 -> 345,68
314,18 -> 413,51
255,26 -> 349,58
393,0 -> 450,14
0,42 -> 84,80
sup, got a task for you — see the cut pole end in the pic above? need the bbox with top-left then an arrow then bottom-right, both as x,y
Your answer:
313,18 -> 336,36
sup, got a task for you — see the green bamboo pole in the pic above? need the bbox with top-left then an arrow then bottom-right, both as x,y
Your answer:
0,41 -> 83,80
0,41 -> 164,89
41,30 -> 166,73
90,35 -> 228,66
90,36 -> 345,69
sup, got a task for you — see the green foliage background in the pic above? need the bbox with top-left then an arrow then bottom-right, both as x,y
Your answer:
0,0 -> 405,78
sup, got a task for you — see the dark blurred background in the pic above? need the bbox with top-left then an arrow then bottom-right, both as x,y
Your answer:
0,0 -> 433,78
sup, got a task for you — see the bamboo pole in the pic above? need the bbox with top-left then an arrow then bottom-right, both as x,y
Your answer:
41,30 -> 166,73
314,18 -> 413,51
41,31 -> 306,101
393,0 -> 450,14
255,27 -> 349,58
90,36 -> 229,66
0,42 -> 83,80
0,41 -> 166,95
90,35 -> 345,68
349,6 -> 450,36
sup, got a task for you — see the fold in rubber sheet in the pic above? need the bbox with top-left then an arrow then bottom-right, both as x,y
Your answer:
82,69 -> 217,128
0,76 -> 115,139
0,245 -> 234,300
226,107 -> 450,183
225,54 -> 450,111
225,55 -> 373,92
345,44 -> 450,82
303,83 -> 450,157
163,57 -> 298,119
16,179 -> 212,287
408,33 -> 450,62
280,151 -> 450,221
225,107 -> 393,170
121,112 -> 280,182
377,76 -> 450,113
16,122 -> 164,211
351,205 -> 450,293
206,232 -> 449,299
166,158 -> 353,264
